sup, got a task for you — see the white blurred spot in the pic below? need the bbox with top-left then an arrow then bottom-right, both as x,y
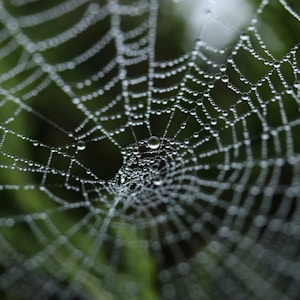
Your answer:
174,0 -> 254,48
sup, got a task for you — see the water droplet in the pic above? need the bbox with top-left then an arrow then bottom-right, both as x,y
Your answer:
77,141 -> 86,151
147,136 -> 160,150
153,176 -> 162,186
6,218 -> 15,227
294,81 -> 300,89
240,33 -> 248,41
119,176 -> 125,184
220,65 -> 226,72
274,61 -> 280,68
241,93 -> 249,101
211,118 -> 217,126
221,75 -> 229,83
72,98 -> 80,104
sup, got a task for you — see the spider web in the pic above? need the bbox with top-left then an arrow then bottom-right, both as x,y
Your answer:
0,0 -> 300,299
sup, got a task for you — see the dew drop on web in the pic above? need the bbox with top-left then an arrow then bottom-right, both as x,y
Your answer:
153,175 -> 162,186
147,136 -> 160,150
77,141 -> 86,151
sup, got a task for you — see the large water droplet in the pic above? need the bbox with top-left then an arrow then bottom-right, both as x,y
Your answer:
77,141 -> 86,151
147,136 -> 160,150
